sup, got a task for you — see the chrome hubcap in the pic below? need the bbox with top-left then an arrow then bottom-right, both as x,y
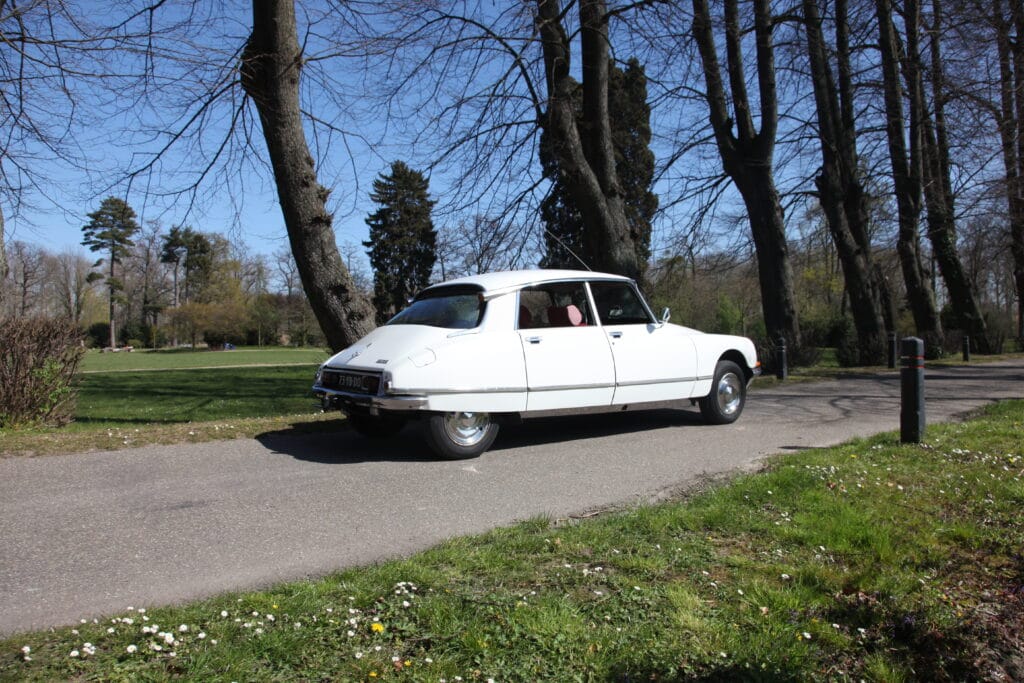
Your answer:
443,412 -> 490,446
717,373 -> 743,416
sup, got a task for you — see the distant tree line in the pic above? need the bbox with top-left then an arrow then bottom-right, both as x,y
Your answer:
0,202 -> 348,349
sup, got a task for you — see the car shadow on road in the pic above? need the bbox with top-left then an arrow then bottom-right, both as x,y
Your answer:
491,408 -> 706,452
256,425 -> 440,464
258,407 -> 707,464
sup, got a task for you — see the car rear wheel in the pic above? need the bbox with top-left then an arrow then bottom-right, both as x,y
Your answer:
425,411 -> 499,459
699,360 -> 746,425
347,413 -> 406,438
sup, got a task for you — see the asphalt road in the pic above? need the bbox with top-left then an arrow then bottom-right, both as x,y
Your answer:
2,360 -> 1023,637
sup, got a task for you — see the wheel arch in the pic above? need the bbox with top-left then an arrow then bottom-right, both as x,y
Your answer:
718,349 -> 755,383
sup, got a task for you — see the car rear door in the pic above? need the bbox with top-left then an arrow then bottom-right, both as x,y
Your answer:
517,281 -> 615,411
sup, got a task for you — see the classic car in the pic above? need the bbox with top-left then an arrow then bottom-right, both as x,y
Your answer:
313,269 -> 760,459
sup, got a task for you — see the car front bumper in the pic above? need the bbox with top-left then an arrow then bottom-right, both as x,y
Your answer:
313,385 -> 428,415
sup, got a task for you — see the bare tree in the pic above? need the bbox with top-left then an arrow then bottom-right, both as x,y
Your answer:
802,0 -> 891,363
534,0 -> 647,279
691,0 -> 802,350
239,0 -> 374,351
48,248 -> 93,323
0,211 -> 7,302
916,0 -> 992,349
440,216 -> 532,278
992,0 -> 1024,340
875,0 -> 945,355
8,240 -> 44,316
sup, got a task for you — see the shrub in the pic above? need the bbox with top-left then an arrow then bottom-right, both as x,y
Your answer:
0,317 -> 86,429
86,321 -> 110,348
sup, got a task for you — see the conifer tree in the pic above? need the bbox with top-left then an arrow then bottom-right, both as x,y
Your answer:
81,197 -> 140,347
364,162 -> 438,325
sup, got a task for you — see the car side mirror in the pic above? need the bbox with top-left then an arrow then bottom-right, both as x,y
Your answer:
660,307 -> 671,325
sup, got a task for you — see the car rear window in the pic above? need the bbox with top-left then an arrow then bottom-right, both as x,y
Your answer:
386,285 -> 485,329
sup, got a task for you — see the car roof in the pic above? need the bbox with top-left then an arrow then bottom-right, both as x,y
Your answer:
422,269 -> 633,297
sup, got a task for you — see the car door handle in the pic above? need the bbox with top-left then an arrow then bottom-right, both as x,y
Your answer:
526,336 -> 542,344
609,331 -> 623,339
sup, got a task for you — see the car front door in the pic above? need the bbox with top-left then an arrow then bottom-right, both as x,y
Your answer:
517,282 -> 615,411
588,280 -> 698,404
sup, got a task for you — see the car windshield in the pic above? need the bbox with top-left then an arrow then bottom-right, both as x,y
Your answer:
386,285 -> 485,329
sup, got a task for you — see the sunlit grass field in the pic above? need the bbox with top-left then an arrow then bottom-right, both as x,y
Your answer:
3,402 -> 1021,681
74,366 -> 320,426
80,346 -> 328,372
1,348 -> 333,456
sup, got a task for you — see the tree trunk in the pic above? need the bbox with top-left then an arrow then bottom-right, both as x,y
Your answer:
916,0 -> 991,350
108,240 -> 117,348
875,0 -> 944,357
0,208 -> 7,310
802,0 -> 889,364
997,0 -> 1024,342
691,0 -> 801,350
535,0 -> 645,281
240,0 -> 374,352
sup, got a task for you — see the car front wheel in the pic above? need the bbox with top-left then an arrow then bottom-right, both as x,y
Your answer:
424,411 -> 499,459
699,360 -> 746,424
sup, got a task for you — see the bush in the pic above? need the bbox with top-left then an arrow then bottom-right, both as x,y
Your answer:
86,322 -> 110,348
0,317 -> 86,429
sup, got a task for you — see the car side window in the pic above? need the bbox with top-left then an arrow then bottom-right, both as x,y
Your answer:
518,283 -> 594,329
589,281 -> 653,325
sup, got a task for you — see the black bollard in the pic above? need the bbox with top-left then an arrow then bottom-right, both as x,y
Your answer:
900,337 -> 925,443
962,335 -> 971,362
775,336 -> 788,381
888,332 -> 898,369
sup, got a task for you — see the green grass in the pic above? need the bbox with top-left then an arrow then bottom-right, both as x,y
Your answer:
74,365 -> 321,426
1,355 -> 331,456
80,346 -> 328,373
3,402 -> 1022,681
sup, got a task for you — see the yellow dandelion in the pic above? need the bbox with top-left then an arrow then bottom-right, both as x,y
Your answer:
371,622 -> 385,633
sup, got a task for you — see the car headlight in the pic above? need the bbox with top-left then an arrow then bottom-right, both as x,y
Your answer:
382,370 -> 393,394
314,364 -> 324,384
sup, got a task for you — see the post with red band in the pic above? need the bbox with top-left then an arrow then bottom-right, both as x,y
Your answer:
900,337 -> 925,443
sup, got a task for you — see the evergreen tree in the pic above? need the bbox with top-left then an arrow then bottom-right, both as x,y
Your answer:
161,226 -> 214,305
81,197 -> 140,347
540,59 -> 658,276
364,161 -> 437,325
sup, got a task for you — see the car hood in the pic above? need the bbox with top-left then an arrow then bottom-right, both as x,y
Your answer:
322,325 -> 458,371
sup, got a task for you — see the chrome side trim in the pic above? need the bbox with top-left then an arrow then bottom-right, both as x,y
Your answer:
614,376 -> 705,387
396,386 -> 529,395
396,383 -> 611,394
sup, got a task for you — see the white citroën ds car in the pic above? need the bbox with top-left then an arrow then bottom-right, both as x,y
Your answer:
313,270 -> 760,459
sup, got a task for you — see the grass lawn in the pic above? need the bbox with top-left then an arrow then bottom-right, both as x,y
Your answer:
75,365 -> 320,425
1,360 -> 333,457
80,346 -> 328,372
2,401 -> 1021,681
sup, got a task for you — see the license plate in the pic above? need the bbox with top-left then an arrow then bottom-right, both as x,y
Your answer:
322,370 -> 379,395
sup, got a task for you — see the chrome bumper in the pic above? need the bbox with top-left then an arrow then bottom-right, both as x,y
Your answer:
313,385 -> 428,415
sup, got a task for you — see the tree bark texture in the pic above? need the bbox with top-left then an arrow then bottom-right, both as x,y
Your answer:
535,0 -> 645,281
691,0 -> 801,350
0,208 -> 7,309
995,0 -> 1024,341
875,0 -> 944,357
240,0 -> 374,352
802,0 -> 890,364
915,0 -> 991,349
